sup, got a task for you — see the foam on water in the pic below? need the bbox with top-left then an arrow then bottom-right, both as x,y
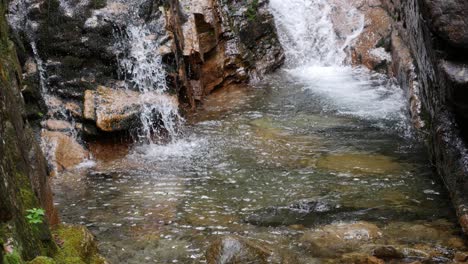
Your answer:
290,66 -> 406,121
113,4 -> 182,143
129,137 -> 205,161
269,0 -> 410,133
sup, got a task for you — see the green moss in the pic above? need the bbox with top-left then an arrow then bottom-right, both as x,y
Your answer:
52,225 -> 105,264
90,0 -> 106,9
3,251 -> 24,264
28,256 -> 56,264
61,257 -> 84,264
246,0 -> 259,21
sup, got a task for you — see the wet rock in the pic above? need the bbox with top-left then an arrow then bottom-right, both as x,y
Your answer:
454,252 -> 468,262
441,61 -> 468,121
53,225 -> 107,264
41,130 -> 89,173
422,0 -> 468,48
372,245 -> 404,259
205,236 -> 273,264
42,120 -> 74,132
245,199 -> 348,227
316,153 -> 403,175
83,86 -> 179,132
383,221 -> 461,246
300,222 -> 382,258
344,1 -> 393,74
340,253 -> 384,264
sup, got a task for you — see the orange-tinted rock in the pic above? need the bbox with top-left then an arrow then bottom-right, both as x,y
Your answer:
41,130 -> 89,173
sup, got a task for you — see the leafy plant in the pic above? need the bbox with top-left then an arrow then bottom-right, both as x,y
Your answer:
26,208 -> 45,224
246,0 -> 259,21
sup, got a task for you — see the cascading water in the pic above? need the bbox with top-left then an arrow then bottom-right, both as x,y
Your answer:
269,0 -> 409,131
112,1 -> 183,144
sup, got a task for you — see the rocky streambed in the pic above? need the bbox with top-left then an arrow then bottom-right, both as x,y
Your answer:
54,70 -> 467,263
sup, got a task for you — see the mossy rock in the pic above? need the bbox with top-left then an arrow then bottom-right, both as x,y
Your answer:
53,225 -> 106,264
28,256 -> 56,264
3,251 -> 24,264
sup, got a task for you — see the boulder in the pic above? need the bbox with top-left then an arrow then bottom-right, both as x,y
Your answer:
41,130 -> 89,173
205,236 -> 273,264
340,253 -> 385,264
300,222 -> 382,258
83,86 -> 179,132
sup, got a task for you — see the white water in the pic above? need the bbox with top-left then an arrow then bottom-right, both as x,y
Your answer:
113,3 -> 182,144
269,0 -> 408,129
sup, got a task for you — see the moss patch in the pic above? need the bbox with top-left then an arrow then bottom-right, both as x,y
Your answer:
52,225 -> 106,264
28,256 -> 56,264
3,251 -> 24,264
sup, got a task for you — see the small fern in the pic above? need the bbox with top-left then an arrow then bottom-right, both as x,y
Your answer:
26,208 -> 45,224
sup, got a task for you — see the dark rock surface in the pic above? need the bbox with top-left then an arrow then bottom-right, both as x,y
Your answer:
0,0 -> 57,260
379,0 -> 468,233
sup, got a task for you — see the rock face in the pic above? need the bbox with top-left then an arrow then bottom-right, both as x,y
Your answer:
0,0 -> 58,260
347,0 -> 468,235
378,0 -> 468,234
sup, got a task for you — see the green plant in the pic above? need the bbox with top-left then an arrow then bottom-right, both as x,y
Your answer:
246,0 -> 259,21
26,208 -> 45,225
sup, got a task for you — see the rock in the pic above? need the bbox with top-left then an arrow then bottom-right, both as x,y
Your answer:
372,245 -> 404,259
343,1 -> 393,73
340,253 -> 384,264
53,225 -> 107,264
83,86 -> 179,132
316,153 -> 403,175
422,0 -> 468,48
29,256 -> 57,264
245,199 -> 351,227
441,61 -> 468,121
42,120 -> 74,132
454,252 -> 468,262
300,222 -> 382,258
205,236 -> 273,264
1,3 -> 58,259
41,130 -> 89,173
383,221 -> 460,246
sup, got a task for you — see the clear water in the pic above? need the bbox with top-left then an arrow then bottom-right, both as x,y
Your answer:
54,71 -> 464,263
52,0 -> 465,262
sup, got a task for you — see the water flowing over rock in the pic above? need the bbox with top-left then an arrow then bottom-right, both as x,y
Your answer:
300,222 -> 382,258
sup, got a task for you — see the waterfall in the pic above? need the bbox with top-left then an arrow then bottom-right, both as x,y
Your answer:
269,0 -> 364,67
112,2 -> 183,144
269,0 -> 410,133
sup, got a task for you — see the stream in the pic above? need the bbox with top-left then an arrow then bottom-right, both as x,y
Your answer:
53,67 -> 463,263
52,0 -> 465,263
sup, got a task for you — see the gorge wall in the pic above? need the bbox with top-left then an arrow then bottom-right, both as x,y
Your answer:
385,0 -> 468,234
343,0 -> 468,233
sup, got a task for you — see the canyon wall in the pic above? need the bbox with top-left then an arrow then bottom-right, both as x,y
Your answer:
346,0 -> 468,233
384,0 -> 468,234
1,0 -> 58,260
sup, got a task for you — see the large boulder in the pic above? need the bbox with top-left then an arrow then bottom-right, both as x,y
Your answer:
300,222 -> 382,258
205,236 -> 299,264
41,130 -> 89,173
83,86 -> 179,132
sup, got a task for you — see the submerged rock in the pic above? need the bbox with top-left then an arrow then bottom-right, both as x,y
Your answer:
340,253 -> 384,264
205,236 -> 273,264
300,221 -> 382,258
316,153 -> 403,175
